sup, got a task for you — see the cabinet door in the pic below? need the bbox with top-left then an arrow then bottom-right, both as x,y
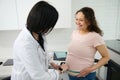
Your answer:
0,0 -> 18,30
46,0 -> 71,28
16,0 -> 38,29
16,0 -> 71,29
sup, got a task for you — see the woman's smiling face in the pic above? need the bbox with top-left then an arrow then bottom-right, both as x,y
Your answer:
75,12 -> 89,31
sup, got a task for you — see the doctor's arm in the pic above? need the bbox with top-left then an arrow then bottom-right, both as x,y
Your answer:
20,45 -> 59,80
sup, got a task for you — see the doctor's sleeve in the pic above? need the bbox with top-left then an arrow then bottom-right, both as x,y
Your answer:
19,44 -> 59,80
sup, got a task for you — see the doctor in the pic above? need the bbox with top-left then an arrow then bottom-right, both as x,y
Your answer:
11,1 -> 60,80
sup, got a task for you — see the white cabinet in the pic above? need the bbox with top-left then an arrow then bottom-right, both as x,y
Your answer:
46,0 -> 71,28
0,0 -> 18,30
0,0 -> 71,30
16,0 -> 39,29
16,0 -> 71,29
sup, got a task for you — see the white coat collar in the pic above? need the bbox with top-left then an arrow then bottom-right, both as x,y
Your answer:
23,27 -> 39,47
23,27 -> 47,52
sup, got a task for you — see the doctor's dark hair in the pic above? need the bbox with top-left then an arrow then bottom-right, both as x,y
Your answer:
76,7 -> 103,36
26,1 -> 59,50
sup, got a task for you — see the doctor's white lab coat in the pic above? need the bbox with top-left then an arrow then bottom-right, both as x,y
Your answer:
11,27 -> 59,80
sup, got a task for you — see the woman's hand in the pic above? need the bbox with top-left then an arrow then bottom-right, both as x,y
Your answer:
76,67 -> 93,77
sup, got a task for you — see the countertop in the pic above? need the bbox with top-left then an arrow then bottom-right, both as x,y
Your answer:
104,40 -> 120,66
0,58 -> 69,80
105,40 -> 120,55
0,58 -> 12,79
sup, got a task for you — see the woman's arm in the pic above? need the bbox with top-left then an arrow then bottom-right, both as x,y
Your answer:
77,44 -> 110,77
91,44 -> 110,70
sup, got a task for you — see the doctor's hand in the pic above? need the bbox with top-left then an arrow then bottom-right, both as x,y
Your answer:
60,63 -> 69,72
50,62 -> 60,70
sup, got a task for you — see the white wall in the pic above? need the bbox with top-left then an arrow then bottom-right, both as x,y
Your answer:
72,0 -> 120,40
0,28 -> 73,59
46,28 -> 73,51
0,30 -> 20,59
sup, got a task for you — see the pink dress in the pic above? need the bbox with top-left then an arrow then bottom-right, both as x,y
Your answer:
66,30 -> 105,73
